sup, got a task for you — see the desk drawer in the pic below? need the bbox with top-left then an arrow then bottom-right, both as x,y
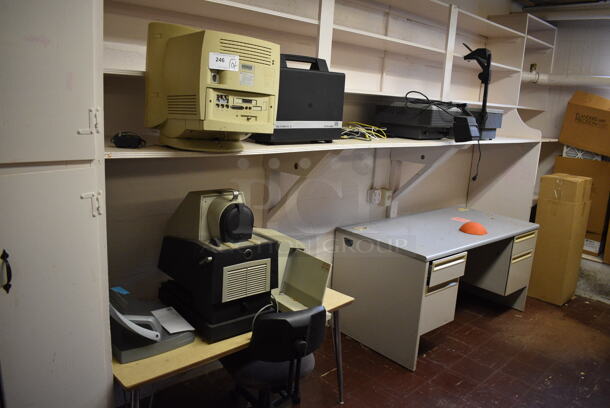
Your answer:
419,279 -> 459,335
428,252 -> 467,287
505,249 -> 534,295
512,231 -> 537,256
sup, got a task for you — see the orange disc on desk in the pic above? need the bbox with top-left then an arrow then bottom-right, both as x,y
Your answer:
459,221 -> 488,235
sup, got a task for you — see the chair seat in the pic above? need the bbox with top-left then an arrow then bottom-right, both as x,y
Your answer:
221,352 -> 315,389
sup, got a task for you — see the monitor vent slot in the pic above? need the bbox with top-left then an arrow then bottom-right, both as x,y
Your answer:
167,94 -> 197,115
219,39 -> 273,66
223,260 -> 270,303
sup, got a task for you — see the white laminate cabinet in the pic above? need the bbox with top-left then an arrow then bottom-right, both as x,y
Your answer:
0,166 -> 112,408
0,1 -> 112,406
0,0 -> 99,164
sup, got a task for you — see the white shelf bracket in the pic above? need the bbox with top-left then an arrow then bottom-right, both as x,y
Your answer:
263,151 -> 336,225
386,146 -> 468,218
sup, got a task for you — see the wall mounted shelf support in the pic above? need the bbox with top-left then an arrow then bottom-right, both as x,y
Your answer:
263,151 -> 337,225
387,145 -> 469,218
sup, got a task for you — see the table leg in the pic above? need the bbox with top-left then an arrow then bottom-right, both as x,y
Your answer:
129,388 -> 140,408
332,310 -> 344,404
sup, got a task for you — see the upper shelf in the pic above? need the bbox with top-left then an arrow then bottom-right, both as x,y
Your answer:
333,25 -> 445,63
527,14 -> 556,33
105,137 -> 541,160
527,14 -> 557,46
374,0 -> 450,25
525,36 -> 554,51
110,0 -> 320,37
457,9 -> 525,39
452,54 -> 521,73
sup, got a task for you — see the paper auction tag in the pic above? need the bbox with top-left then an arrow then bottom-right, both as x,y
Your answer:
209,52 -> 239,71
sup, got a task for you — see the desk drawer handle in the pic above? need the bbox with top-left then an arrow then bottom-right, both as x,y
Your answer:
511,250 -> 533,264
432,257 -> 466,272
432,253 -> 467,271
515,231 -> 536,243
426,279 -> 458,295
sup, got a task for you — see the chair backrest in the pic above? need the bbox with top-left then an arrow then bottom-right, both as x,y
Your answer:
249,306 -> 326,363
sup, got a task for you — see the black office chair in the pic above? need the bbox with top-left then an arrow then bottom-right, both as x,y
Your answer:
220,305 -> 326,408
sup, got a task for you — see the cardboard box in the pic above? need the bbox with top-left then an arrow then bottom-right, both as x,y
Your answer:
538,173 -> 592,203
584,232 -> 603,256
559,91 -> 610,157
554,157 -> 610,237
604,220 -> 610,264
529,174 -> 592,306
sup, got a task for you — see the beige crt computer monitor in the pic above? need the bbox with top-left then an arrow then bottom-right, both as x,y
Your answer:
145,22 -> 280,153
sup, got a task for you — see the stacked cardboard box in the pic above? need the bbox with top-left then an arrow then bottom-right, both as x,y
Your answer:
555,157 -> 610,257
556,91 -> 610,262
560,91 -> 610,157
529,173 -> 592,306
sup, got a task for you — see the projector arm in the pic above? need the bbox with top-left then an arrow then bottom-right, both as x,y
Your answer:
463,44 -> 492,130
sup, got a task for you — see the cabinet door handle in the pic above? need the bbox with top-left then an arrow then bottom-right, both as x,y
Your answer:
1,250 -> 12,294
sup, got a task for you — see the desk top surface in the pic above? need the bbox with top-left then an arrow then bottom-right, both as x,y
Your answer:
338,207 -> 538,262
112,288 -> 354,390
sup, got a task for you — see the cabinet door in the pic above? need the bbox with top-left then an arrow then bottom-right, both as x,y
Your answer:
0,0 -> 99,164
0,166 -> 112,408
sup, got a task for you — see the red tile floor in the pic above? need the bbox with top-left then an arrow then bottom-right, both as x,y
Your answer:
144,293 -> 610,407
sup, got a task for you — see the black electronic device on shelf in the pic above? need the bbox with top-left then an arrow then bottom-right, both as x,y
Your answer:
375,45 -> 498,143
250,54 -> 345,145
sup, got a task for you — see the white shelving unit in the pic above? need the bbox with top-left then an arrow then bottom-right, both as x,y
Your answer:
332,25 -> 445,63
489,11 -> 559,202
102,0 -> 548,309
457,9 -> 524,39
109,0 -> 321,36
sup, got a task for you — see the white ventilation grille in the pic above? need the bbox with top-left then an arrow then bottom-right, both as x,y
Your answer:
219,38 -> 273,66
222,259 -> 271,303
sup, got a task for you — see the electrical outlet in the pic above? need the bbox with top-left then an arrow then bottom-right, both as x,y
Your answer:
368,188 -> 392,206
380,188 -> 393,206
367,189 -> 382,205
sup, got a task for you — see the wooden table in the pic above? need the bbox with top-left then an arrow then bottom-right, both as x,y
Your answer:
113,288 -> 354,407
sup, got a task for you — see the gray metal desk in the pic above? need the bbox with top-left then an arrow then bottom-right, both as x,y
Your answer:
332,207 -> 538,371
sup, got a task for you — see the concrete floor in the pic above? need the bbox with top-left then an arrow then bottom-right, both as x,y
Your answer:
138,291 -> 610,408
576,258 -> 610,304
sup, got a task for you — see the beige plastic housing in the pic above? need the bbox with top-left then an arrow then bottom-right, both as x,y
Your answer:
254,228 -> 330,312
145,22 -> 280,153
276,250 -> 331,312
254,227 -> 305,283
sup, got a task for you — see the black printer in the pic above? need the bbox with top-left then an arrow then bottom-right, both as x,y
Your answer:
251,54 -> 345,144
375,97 -> 502,141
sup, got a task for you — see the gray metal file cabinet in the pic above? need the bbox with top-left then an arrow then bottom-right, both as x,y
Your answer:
332,208 -> 538,371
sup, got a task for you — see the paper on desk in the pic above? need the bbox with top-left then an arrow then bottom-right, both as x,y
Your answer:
151,307 -> 195,334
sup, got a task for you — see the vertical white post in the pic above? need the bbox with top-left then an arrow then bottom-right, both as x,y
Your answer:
379,5 -> 391,93
441,4 -> 458,101
317,0 -> 335,64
